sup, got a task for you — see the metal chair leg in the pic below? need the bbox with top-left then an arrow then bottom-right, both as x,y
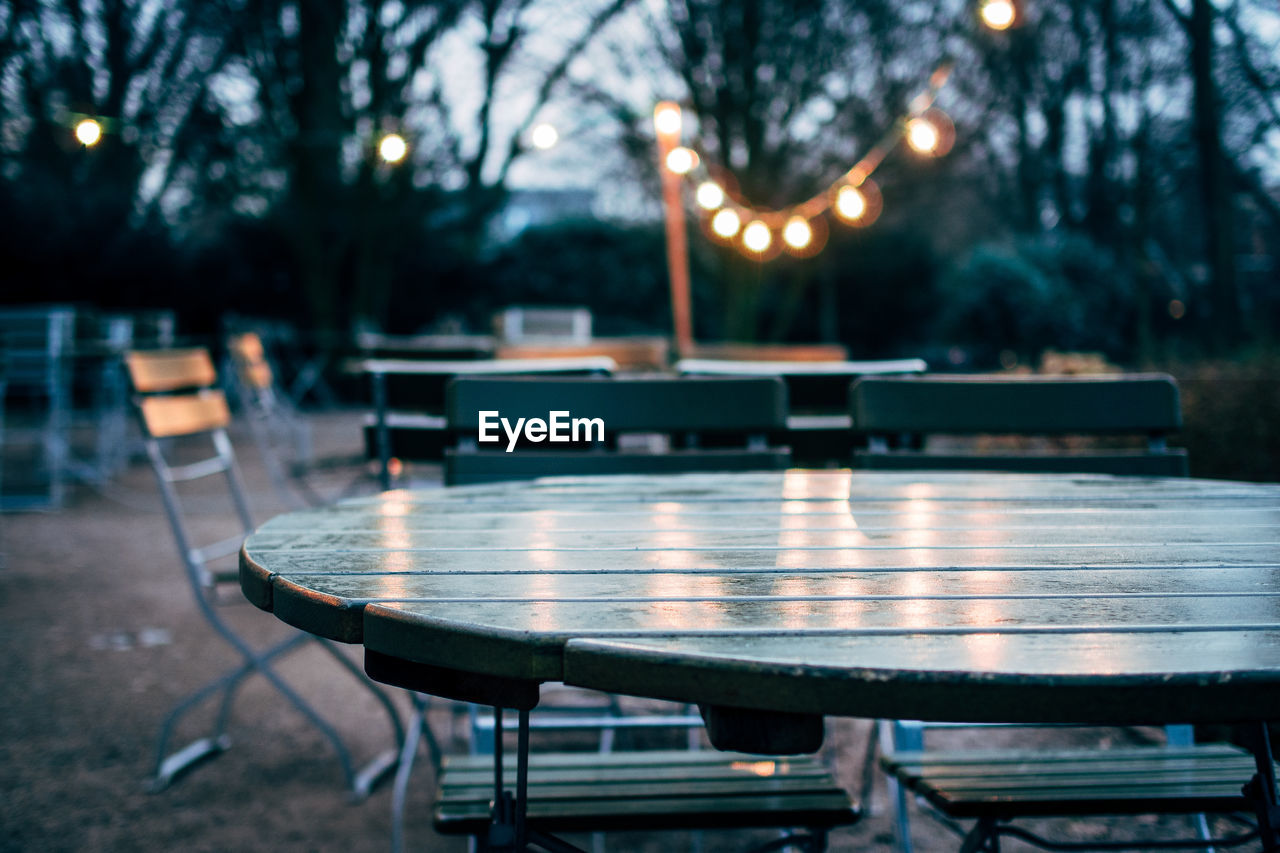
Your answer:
314,637 -> 405,798
148,632 -> 308,792
392,692 -> 445,853
391,705 -> 423,853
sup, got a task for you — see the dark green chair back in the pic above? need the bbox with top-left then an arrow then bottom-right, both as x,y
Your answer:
444,375 -> 791,485
850,373 -> 1189,476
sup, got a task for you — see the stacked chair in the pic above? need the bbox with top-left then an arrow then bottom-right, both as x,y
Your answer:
855,374 -> 1257,852
0,307 -> 75,510
392,374 -> 858,852
124,347 -> 403,798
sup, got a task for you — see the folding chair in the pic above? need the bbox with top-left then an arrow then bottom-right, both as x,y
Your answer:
125,348 -> 403,798
389,376 -> 857,851
392,692 -> 855,853
443,374 -> 792,485
225,331 -> 319,507
852,374 -> 1249,851
850,373 -> 1188,475
879,720 -> 1259,853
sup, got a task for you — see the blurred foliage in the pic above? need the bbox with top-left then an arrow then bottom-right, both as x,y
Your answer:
415,220 -> 693,336
935,233 -> 1137,365
821,229 -> 939,357
1,0 -> 1277,357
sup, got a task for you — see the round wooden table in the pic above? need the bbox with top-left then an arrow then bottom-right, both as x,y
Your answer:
240,470 -> 1280,842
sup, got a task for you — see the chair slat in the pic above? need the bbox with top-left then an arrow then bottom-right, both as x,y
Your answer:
434,750 -> 857,835
881,743 -> 1259,819
126,348 -> 218,392
138,391 -> 231,438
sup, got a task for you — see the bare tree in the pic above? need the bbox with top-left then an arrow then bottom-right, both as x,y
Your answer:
207,0 -> 633,336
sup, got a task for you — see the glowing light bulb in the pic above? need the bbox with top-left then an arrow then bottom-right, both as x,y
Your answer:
980,0 -> 1016,30
835,186 -> 867,221
654,103 -> 682,136
696,182 -> 725,210
782,216 -> 813,250
75,118 -> 102,147
530,123 -> 558,150
742,220 -> 772,253
378,133 -> 408,163
905,118 -> 940,154
711,208 -> 741,238
665,146 -> 697,175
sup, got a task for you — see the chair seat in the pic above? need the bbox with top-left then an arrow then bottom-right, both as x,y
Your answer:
881,743 -> 1257,819
435,749 -> 859,835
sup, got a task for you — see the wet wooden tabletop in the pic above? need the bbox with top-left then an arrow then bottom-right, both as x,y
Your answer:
241,470 -> 1280,724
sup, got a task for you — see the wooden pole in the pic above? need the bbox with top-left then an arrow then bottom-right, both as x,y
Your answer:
654,102 -> 694,356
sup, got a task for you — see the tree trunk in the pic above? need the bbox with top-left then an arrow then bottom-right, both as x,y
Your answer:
1189,0 -> 1241,349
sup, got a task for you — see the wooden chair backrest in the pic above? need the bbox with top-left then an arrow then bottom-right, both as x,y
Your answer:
227,332 -> 274,391
137,390 -> 232,438
125,348 -> 218,393
851,374 -> 1182,434
446,375 -> 788,434
125,347 -> 229,438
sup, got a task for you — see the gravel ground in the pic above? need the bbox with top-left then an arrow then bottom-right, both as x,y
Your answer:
0,411 -> 1254,852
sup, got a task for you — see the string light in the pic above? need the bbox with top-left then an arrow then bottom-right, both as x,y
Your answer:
906,108 -> 955,157
905,117 -> 940,154
711,208 -> 741,238
657,60 -> 954,261
696,182 -> 725,210
654,103 -> 683,136
75,118 -> 102,147
530,123 -> 558,150
833,178 -> 883,228
782,217 -> 813,250
742,221 -> 772,253
378,132 -> 407,163
834,186 -> 867,221
980,0 -> 1016,30
665,147 -> 697,174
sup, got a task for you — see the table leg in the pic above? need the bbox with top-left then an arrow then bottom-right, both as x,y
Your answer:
372,371 -> 392,491
1244,722 -> 1280,852
486,706 -> 586,853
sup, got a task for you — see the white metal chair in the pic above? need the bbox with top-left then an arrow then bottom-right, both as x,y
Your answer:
125,347 -> 403,798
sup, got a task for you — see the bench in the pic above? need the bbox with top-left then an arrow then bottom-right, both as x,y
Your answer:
443,375 -> 790,486
851,373 -> 1189,476
435,749 -> 858,841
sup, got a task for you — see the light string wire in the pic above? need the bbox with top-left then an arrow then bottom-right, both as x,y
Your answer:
667,59 -> 956,256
